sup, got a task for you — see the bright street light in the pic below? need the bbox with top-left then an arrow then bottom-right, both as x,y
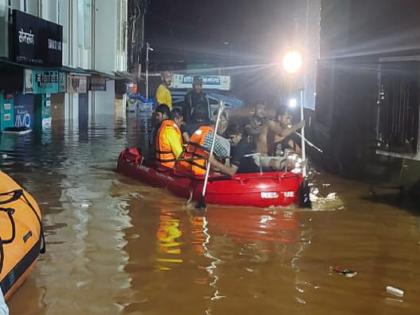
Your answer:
282,49 -> 306,177
282,50 -> 303,74
288,98 -> 297,109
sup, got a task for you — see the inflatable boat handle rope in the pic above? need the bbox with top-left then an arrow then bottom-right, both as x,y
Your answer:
0,208 -> 15,274
0,189 -> 46,274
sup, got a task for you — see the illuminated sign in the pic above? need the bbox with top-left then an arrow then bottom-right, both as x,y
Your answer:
171,74 -> 231,91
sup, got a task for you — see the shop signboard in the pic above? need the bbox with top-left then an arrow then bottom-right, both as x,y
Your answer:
67,75 -> 87,94
14,94 -> 35,128
42,94 -> 52,128
171,74 -> 231,91
0,93 -> 14,131
34,94 -> 51,129
24,69 -> 59,94
10,10 -> 63,66
89,76 -> 107,91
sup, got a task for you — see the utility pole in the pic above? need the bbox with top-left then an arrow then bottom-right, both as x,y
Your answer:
145,42 -> 153,99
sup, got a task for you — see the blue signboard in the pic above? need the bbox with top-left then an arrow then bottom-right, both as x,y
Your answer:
0,94 -> 15,131
14,94 -> 35,128
172,74 -> 231,91
24,69 -> 59,94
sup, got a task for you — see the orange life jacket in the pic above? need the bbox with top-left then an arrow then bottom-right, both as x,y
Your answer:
155,120 -> 182,168
177,125 -> 213,175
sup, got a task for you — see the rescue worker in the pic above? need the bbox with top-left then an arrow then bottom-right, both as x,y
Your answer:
150,104 -> 170,154
183,76 -> 210,123
155,71 -> 173,109
176,106 -> 234,176
155,106 -> 184,169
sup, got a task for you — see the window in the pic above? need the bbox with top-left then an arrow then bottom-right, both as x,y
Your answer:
58,0 -> 69,42
84,0 -> 91,49
26,0 -> 38,16
377,61 -> 420,154
117,0 -> 127,53
47,0 -> 58,23
77,0 -> 85,47
76,0 -> 92,48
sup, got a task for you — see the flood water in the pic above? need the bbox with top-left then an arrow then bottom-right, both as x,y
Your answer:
1,108 -> 420,315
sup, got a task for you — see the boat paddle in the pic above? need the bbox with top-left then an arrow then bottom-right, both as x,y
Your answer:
196,101 -> 225,210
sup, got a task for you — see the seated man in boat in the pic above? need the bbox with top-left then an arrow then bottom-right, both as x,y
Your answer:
176,106 -> 236,176
254,105 -> 305,155
155,106 -> 184,169
149,104 -> 171,155
271,106 -> 302,156
227,122 -> 295,174
182,103 -> 229,140
255,105 -> 305,172
226,122 -> 260,174
244,102 -> 268,147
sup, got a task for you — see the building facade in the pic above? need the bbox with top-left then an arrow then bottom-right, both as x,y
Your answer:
0,0 -> 128,132
311,0 -> 420,193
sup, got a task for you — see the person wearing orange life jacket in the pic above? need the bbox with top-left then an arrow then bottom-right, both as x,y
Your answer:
155,106 -> 184,168
177,106 -> 235,176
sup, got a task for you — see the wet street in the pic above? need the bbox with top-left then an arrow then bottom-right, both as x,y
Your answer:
1,110 -> 420,315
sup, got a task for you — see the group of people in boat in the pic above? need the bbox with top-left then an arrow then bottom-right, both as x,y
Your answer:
151,71 -> 305,177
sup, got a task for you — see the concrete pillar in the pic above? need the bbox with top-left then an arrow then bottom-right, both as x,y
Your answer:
93,80 -> 115,119
64,92 -> 79,129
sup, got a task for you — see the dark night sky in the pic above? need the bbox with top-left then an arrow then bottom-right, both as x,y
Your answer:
145,0 -> 305,66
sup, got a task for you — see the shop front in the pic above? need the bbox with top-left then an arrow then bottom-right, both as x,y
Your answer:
0,9 -> 63,133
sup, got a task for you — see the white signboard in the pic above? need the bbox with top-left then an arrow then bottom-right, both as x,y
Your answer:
171,74 -> 231,91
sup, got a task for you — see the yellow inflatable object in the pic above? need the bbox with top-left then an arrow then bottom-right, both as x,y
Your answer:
0,171 -> 45,301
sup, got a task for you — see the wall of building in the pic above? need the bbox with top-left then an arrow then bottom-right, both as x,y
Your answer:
320,0 -> 420,60
0,0 -> 128,128
313,0 -> 420,186
92,0 -> 127,116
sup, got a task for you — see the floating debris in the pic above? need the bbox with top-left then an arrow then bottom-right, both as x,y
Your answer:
331,266 -> 358,278
309,193 -> 319,202
386,286 -> 404,297
326,193 -> 337,200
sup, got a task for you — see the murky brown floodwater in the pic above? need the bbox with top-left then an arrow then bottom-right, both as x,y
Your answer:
1,109 -> 420,315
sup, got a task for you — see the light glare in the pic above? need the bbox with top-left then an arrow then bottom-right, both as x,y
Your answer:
282,51 -> 303,74
288,98 -> 297,108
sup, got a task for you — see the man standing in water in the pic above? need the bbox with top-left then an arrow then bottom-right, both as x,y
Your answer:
183,76 -> 210,123
155,71 -> 173,110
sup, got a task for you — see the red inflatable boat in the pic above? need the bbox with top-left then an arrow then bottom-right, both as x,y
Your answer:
117,147 -> 305,208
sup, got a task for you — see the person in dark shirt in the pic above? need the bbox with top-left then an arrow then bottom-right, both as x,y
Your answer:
183,76 -> 210,123
226,123 -> 260,174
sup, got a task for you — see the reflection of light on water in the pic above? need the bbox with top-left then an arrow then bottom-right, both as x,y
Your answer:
291,215 -> 314,307
156,212 -> 183,271
259,215 -> 274,225
201,217 -> 225,305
